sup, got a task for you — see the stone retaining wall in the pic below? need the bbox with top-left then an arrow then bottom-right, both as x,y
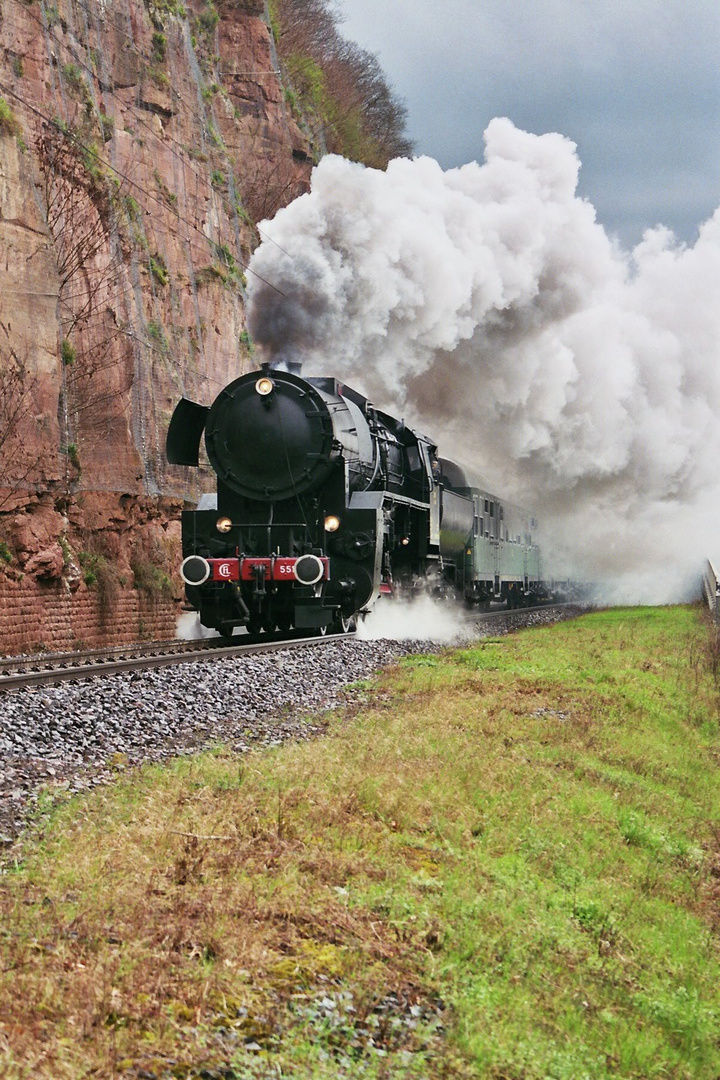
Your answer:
0,578 -> 178,656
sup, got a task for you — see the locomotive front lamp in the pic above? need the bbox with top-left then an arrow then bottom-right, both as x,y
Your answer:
324,515 -> 341,532
216,516 -> 233,534
401,536 -> 410,546
255,376 -> 275,396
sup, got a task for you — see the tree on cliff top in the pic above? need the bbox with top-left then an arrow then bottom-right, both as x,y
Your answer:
271,0 -> 413,168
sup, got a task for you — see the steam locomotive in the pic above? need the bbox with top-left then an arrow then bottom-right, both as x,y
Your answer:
166,364 -> 544,637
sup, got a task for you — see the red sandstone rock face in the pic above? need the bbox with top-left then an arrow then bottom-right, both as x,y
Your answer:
0,0 -> 312,652
11,503 -> 66,576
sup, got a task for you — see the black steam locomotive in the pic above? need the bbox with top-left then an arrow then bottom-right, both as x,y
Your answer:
166,365 -> 543,636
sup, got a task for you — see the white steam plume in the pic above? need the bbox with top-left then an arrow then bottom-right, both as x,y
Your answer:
355,596 -> 471,642
247,119 -> 720,603
176,612 -> 221,640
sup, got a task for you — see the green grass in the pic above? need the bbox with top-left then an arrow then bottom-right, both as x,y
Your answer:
1,606 -> 720,1078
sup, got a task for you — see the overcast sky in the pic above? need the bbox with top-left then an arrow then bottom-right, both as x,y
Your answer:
338,0 -> 720,249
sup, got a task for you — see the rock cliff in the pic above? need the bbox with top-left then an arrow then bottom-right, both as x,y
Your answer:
0,0 -> 313,651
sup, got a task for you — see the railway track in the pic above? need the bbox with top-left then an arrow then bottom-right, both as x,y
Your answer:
0,631 -> 348,694
464,601 -> 583,626
0,602 -> 584,695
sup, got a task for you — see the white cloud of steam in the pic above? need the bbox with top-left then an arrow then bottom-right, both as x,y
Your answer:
176,612 -> 221,640
355,597 -> 471,643
247,118 -> 720,603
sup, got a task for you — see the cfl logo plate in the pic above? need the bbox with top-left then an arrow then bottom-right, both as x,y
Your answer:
210,559 -> 240,581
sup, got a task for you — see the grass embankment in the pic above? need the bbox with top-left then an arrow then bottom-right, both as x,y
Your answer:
2,606 -> 720,1079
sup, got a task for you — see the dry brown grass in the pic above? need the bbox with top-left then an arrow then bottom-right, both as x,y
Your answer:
0,743 -> 458,1078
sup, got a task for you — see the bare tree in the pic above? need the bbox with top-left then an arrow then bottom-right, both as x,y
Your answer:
36,125 -> 132,464
234,126 -> 309,222
273,0 -> 413,167
0,330 -> 43,509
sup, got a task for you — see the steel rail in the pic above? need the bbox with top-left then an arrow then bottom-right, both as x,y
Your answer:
462,601 -> 587,624
0,637 -> 224,676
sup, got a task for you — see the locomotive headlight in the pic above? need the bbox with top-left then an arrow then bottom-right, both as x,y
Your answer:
324,515 -> 341,533
255,376 -> 275,396
401,536 -> 410,546
216,516 -> 232,534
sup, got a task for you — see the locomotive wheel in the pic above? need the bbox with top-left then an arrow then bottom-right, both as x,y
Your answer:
247,614 -> 262,635
332,613 -> 356,634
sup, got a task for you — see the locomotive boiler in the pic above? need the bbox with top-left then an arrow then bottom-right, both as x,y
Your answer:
166,364 -> 544,637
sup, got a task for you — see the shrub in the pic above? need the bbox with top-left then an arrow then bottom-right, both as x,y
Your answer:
131,557 -> 175,600
99,112 -> 114,142
270,0 -> 412,167
61,338 -> 76,366
124,194 -> 142,222
0,98 -> 22,138
149,253 -> 169,286
62,63 -> 86,98
152,32 -> 167,62
78,549 -> 121,620
62,443 -> 81,475
147,319 -> 166,343
195,2 -> 219,34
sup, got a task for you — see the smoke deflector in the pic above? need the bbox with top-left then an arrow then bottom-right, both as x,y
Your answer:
166,399 -> 210,466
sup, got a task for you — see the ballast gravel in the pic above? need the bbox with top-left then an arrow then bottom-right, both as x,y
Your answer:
0,606 -> 585,845
0,637 -> 448,844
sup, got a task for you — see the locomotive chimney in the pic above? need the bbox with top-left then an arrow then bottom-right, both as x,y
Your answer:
266,358 -> 302,376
